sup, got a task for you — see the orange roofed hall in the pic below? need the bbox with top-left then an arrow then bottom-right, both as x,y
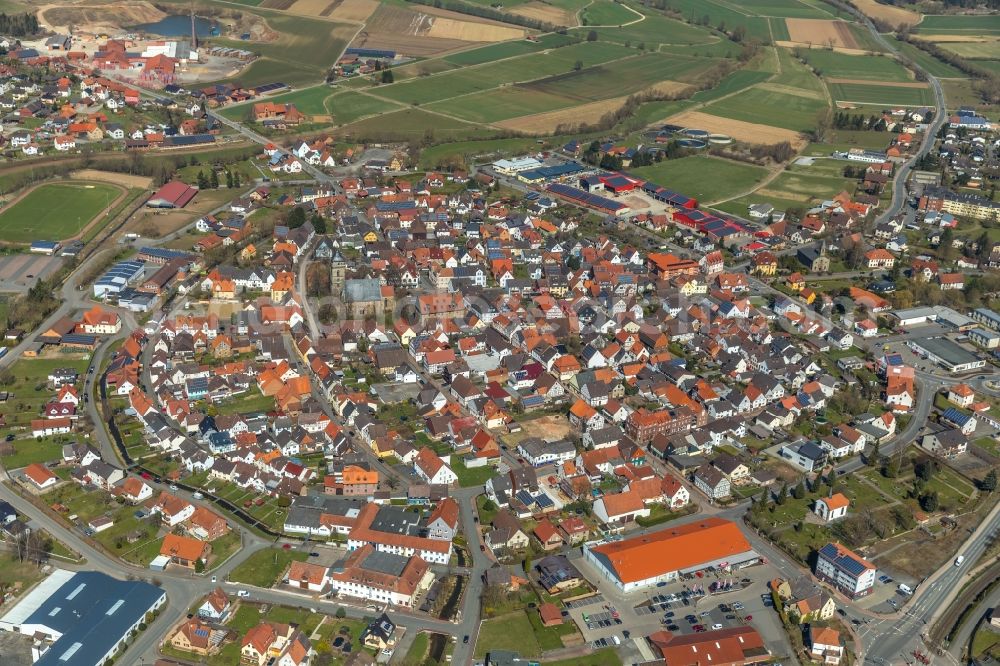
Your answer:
585,517 -> 758,592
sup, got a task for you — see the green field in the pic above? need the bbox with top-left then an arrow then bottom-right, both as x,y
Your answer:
419,137 -> 570,168
885,36 -> 967,78
444,32 -> 579,67
660,0 -> 771,40
770,17 -> 791,40
687,69 -> 772,104
327,91 -> 405,124
771,47 -> 826,93
631,156 -> 769,203
828,82 -> 935,106
582,0 -> 639,25
705,85 -> 828,132
592,7 -> 725,45
428,87 -> 577,123
915,14 -> 1000,35
734,0 -> 832,18
937,40 -> 1000,60
339,108 -> 486,141
799,49 -> 914,81
372,41 -> 636,106
253,85 -> 334,115
521,53 -> 717,102
0,182 -> 121,243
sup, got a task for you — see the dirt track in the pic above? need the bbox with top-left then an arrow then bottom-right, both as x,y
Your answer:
71,170 -> 153,189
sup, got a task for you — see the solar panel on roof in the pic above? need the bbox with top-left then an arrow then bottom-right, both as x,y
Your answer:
535,494 -> 554,509
253,81 -> 288,94
515,489 -> 534,505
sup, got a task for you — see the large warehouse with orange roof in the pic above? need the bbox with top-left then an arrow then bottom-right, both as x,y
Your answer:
585,517 -> 759,592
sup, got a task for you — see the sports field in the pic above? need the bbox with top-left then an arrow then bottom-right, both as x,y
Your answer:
631,156 -> 769,203
704,86 -> 828,132
798,49 -> 914,81
828,81 -> 935,106
0,182 -> 121,243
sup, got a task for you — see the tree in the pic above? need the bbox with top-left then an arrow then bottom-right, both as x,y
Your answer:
939,227 -> 955,261
196,170 -> 208,189
234,171 -> 241,188
587,30 -> 598,41
791,481 -> 805,500
868,440 -> 880,466
915,459 -> 936,481
982,469 -> 998,493
311,212 -> 327,234
209,169 -> 219,189
573,59 -> 583,71
287,206 -> 306,228
335,607 -> 347,619
194,558 -> 205,573
381,69 -> 394,84
919,491 -> 939,512
776,483 -> 788,505
226,169 -> 234,189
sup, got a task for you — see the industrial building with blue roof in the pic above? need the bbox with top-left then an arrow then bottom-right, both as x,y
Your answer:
0,569 -> 166,666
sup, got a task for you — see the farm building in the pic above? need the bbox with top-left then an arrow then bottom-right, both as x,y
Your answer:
493,157 -> 543,175
546,183 -> 630,217
146,181 -> 198,209
641,182 -> 697,209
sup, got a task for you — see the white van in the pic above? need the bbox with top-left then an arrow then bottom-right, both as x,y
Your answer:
955,555 -> 965,566
612,636 -> 621,646
897,583 -> 913,595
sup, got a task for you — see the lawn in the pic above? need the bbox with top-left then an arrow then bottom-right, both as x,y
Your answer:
226,85 -> 334,118
0,182 -> 122,243
799,49 -> 914,82
1,437 -> 65,470
758,170 -> 857,203
405,631 -> 430,663
0,356 -> 91,430
476,494 -> 499,524
827,82 -> 936,106
630,156 -> 769,203
475,611 -> 541,657
451,458 -> 496,488
705,86 -> 828,132
582,0 -> 638,26
214,390 -> 275,415
228,547 -> 308,588
0,555 -> 45,594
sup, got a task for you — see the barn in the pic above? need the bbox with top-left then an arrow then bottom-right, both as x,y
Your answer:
146,181 -> 198,208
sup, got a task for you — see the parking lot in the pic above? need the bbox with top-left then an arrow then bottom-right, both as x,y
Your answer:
567,550 -> 801,660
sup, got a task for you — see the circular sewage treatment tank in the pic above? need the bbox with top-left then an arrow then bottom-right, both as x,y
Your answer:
680,128 -> 710,138
660,124 -> 684,134
676,138 -> 708,148
708,134 -> 733,144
